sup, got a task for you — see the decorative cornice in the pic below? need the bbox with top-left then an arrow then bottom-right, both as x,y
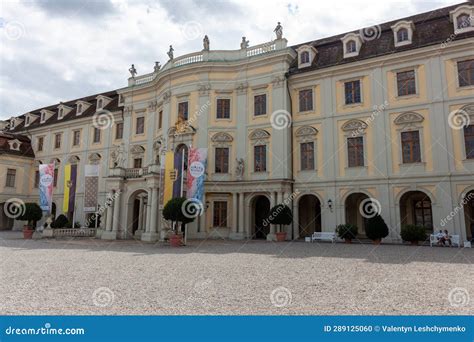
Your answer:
394,111 -> 424,125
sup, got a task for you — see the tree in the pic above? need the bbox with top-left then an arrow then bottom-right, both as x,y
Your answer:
365,214 -> 389,241
163,197 -> 196,232
17,203 -> 43,229
336,224 -> 358,240
400,224 -> 427,243
268,204 -> 292,233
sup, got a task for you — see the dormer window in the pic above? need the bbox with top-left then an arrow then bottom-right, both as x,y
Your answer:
346,40 -> 356,53
58,108 -> 64,119
41,112 -> 45,123
397,28 -> 409,42
25,116 -> 30,126
77,103 -> 82,114
450,5 -> 474,33
300,51 -> 309,64
340,33 -> 362,58
8,139 -> 21,151
97,99 -> 103,109
75,100 -> 91,116
457,14 -> 471,29
95,95 -> 112,110
391,21 -> 414,47
296,45 -> 317,69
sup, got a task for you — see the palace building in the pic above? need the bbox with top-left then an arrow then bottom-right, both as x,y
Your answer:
1,3 -> 473,243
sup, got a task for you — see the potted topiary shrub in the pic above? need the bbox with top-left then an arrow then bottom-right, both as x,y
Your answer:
336,224 -> 358,243
51,214 -> 70,229
162,197 -> 196,247
268,204 -> 293,242
17,203 -> 43,239
365,214 -> 389,245
400,224 -> 427,246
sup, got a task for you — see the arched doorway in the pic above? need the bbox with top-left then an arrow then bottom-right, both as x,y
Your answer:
399,191 -> 433,233
126,190 -> 148,239
252,195 -> 270,239
463,190 -> 474,241
298,194 -> 321,237
0,203 -> 14,230
345,193 -> 370,236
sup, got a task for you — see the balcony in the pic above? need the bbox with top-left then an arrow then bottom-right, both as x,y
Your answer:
109,165 -> 161,179
129,39 -> 287,87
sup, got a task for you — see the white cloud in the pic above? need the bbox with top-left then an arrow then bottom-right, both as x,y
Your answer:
0,0 -> 460,119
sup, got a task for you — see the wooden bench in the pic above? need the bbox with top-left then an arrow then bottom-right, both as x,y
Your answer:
430,234 -> 460,247
311,232 -> 336,243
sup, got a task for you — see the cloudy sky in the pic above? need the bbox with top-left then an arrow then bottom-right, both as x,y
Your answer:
0,0 -> 461,119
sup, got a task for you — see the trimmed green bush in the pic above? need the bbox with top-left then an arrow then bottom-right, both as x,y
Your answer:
17,203 -> 43,228
336,224 -> 358,240
268,204 -> 292,232
51,214 -> 70,228
400,224 -> 427,242
163,197 -> 196,231
365,214 -> 389,241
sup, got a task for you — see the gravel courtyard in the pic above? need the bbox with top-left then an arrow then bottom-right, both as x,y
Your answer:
0,231 -> 472,315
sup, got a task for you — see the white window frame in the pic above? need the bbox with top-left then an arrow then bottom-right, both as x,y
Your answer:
450,5 -> 474,34
340,33 -> 362,58
391,20 -> 415,47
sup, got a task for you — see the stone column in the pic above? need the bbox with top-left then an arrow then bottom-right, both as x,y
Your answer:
142,187 -> 159,242
230,192 -> 241,240
145,188 -> 152,233
102,190 -> 120,240
105,193 -> 113,232
293,199 -> 299,240
134,195 -> 144,239
267,192 -> 276,241
239,193 -> 245,238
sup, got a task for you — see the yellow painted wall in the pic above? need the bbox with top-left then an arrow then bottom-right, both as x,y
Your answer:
336,76 -> 371,114
386,65 -> 427,106
445,58 -> 474,98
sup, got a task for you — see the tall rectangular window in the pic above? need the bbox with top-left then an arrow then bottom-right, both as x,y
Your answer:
215,147 -> 229,173
401,131 -> 421,163
53,168 -> 58,187
213,201 -> 228,227
299,89 -> 313,112
300,142 -> 315,170
254,94 -> 266,116
136,117 -> 145,134
133,158 -> 142,168
414,200 -> 433,230
115,122 -> 123,139
254,145 -> 266,172
458,59 -> 474,87
464,125 -> 474,159
34,170 -> 40,188
54,133 -> 61,149
178,102 -> 189,120
158,110 -> 163,129
72,130 -> 81,146
397,70 -> 416,96
93,127 -> 101,143
216,99 -> 231,119
37,137 -> 44,152
344,80 -> 361,105
5,169 -> 16,187
347,137 -> 364,167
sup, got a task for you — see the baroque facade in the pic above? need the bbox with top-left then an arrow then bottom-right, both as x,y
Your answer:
1,3 -> 474,243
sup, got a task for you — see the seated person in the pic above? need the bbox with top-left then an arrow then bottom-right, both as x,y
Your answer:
443,230 -> 452,247
436,230 -> 445,246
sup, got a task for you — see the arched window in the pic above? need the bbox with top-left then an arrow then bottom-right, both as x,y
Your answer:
397,28 -> 409,42
77,103 -> 82,114
300,51 -> 310,64
346,40 -> 356,53
457,14 -> 471,29
97,99 -> 103,109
